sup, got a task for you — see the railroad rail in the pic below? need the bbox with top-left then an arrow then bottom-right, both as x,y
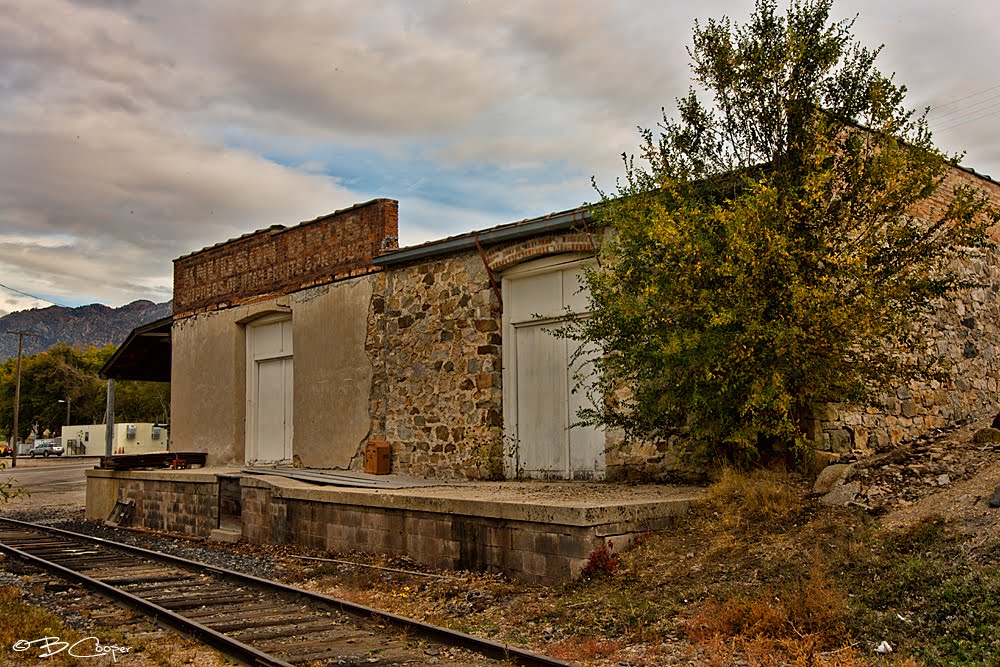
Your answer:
0,517 -> 578,667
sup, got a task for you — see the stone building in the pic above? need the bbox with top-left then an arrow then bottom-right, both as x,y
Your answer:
805,166 -> 1000,455
162,163 -> 1000,482
168,198 -> 617,480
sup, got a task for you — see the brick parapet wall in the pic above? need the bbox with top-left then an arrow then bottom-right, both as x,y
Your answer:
908,167 -> 1000,240
173,199 -> 398,318
365,252 -> 504,479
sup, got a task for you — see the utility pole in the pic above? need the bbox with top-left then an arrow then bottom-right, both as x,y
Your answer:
105,379 -> 115,457
7,330 -> 38,469
58,398 -> 71,426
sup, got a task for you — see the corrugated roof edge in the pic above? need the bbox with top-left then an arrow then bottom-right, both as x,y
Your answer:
174,198 -> 396,262
374,159 -> 1000,269
956,162 -> 997,186
373,204 -> 595,267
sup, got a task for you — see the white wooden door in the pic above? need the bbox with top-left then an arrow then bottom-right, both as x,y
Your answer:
503,255 -> 604,479
567,339 -> 604,474
514,322 -> 569,475
254,357 -> 292,462
247,318 -> 293,464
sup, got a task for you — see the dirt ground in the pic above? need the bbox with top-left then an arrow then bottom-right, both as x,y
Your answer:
883,458 -> 1000,539
1,432 -> 997,666
847,417 -> 1000,542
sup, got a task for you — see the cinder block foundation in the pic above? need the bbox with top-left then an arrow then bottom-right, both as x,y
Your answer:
86,469 -> 701,584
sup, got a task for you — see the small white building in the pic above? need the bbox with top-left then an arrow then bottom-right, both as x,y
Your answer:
61,423 -> 169,456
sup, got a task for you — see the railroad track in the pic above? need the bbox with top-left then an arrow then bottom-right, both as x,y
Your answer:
0,518 -> 577,667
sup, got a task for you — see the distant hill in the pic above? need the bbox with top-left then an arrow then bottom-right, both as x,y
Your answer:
0,300 -> 172,362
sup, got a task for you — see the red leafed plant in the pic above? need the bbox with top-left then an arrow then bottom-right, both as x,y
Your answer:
582,541 -> 619,578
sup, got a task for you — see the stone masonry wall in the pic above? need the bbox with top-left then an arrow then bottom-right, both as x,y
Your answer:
604,273 -> 1000,473
809,247 -> 1000,453
806,167 -> 1000,453
364,252 -> 504,479
173,199 -> 397,318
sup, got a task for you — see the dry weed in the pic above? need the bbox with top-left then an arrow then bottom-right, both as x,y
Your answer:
683,556 -> 852,663
697,467 -> 802,530
0,586 -> 84,666
699,636 -> 923,667
546,635 -> 627,662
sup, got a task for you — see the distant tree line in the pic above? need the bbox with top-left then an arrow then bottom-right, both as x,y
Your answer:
0,343 -> 169,443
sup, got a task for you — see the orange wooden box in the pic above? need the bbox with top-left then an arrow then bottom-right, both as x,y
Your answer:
364,440 -> 391,475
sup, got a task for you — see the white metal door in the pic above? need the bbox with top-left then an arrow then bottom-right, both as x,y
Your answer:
503,256 -> 604,479
247,317 -> 293,464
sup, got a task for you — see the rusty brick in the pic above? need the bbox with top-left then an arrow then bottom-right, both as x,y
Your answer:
174,199 -> 397,317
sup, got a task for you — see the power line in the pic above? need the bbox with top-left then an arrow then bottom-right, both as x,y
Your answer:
6,329 -> 39,468
0,283 -> 67,308
930,90 -> 1000,123
924,81 -> 1000,134
934,103 -> 1000,133
928,81 -> 1000,114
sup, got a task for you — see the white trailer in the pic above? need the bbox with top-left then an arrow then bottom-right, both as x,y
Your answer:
61,423 -> 169,456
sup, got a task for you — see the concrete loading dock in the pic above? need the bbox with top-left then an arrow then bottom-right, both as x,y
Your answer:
85,468 -> 701,584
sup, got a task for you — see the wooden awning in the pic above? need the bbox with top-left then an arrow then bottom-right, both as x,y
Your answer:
99,315 -> 172,382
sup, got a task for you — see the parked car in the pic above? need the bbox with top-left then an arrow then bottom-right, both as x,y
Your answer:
28,441 -> 64,457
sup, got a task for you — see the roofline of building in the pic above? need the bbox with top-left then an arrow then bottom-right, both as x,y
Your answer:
174,198 -> 396,262
370,156 -> 1000,270
373,205 -> 594,267
99,315 -> 173,380
956,162 -> 999,187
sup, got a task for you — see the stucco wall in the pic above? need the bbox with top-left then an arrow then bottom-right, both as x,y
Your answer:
171,279 -> 374,467
291,278 -> 374,468
171,310 -> 246,464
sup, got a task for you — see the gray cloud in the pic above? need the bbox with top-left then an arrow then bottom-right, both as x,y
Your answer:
1,0 -> 999,310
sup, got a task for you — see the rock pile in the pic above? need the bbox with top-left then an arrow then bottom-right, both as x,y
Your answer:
813,418 -> 1000,514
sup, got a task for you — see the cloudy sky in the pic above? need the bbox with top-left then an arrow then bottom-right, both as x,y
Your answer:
2,0 -> 999,315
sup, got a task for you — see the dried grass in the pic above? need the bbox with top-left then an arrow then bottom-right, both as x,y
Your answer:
699,636 -> 923,667
682,558 -> 848,645
697,467 -> 802,529
0,586 -> 82,665
546,635 -> 627,662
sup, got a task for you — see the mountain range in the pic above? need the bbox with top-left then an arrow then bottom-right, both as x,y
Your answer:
0,300 -> 172,362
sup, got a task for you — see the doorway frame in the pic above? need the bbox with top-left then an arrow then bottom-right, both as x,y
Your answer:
500,253 -> 602,479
